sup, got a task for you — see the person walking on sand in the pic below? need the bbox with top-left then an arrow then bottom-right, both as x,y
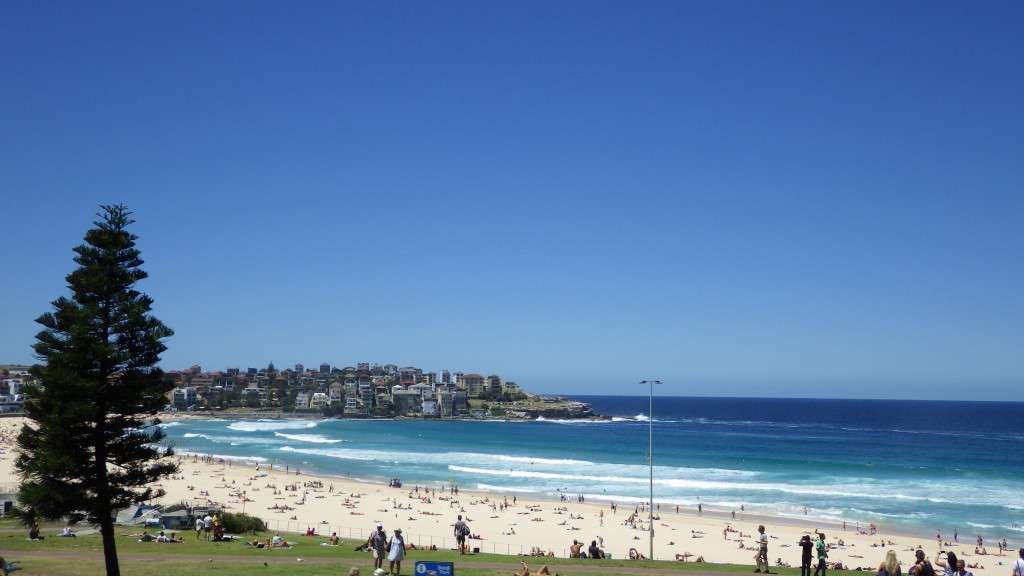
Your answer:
814,533 -> 828,576
369,524 -> 388,571
454,514 -> 470,555
755,525 -> 769,573
387,528 -> 406,575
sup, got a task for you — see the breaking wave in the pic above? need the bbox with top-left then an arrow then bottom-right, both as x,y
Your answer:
227,420 -> 319,432
274,432 -> 343,444
177,450 -> 267,463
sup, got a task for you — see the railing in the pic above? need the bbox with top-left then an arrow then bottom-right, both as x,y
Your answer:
257,517 -> 570,558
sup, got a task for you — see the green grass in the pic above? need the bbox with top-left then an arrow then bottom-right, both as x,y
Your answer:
0,525 -> 864,576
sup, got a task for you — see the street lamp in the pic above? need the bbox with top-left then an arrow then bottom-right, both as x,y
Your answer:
640,379 -> 661,561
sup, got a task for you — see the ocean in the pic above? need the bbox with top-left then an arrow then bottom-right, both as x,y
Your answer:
160,396 -> 1024,542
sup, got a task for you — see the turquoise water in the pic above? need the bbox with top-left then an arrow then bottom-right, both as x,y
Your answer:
160,396 -> 1024,542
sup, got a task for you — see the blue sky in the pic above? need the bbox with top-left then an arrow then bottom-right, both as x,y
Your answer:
2,1 -> 1021,399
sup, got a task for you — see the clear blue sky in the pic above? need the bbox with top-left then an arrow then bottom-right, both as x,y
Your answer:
2,1 -> 1021,399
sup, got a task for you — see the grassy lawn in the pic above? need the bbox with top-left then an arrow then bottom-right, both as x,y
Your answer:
0,520 -> 862,576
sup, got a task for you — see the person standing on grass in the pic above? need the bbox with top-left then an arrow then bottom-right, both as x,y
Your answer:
369,524 -> 387,571
387,528 -> 406,575
755,525 -> 769,573
799,535 -> 814,576
454,514 -> 470,554
814,532 -> 828,576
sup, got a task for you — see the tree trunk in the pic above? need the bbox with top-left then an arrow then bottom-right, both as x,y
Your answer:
99,512 -> 120,576
94,400 -> 120,576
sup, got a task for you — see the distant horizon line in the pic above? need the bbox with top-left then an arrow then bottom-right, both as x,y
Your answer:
563,393 -> 1024,404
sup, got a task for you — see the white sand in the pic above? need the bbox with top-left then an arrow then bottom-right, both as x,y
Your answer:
0,417 -> 1012,574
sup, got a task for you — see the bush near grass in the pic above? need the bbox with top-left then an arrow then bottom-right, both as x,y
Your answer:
218,512 -> 266,534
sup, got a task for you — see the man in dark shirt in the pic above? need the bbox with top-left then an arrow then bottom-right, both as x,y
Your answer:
799,535 -> 814,576
369,524 -> 387,570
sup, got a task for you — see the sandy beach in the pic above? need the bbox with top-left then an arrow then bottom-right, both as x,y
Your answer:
0,416 -> 1014,575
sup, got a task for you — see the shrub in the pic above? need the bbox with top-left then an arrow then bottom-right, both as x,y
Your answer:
163,502 -> 188,513
219,512 -> 266,534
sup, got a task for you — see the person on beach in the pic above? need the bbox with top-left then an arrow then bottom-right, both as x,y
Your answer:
588,540 -> 605,559
814,533 -> 828,576
878,549 -> 902,576
387,528 -> 406,575
570,540 -> 583,558
936,551 -> 959,576
369,524 -> 388,570
799,535 -> 814,576
755,525 -> 769,573
1013,548 -> 1024,576
911,549 -> 936,576
454,514 -> 470,554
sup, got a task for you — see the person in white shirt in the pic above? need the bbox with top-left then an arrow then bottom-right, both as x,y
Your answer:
1012,548 -> 1024,576
755,525 -> 769,573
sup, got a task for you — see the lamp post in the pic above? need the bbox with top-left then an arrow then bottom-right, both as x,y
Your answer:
640,379 -> 661,561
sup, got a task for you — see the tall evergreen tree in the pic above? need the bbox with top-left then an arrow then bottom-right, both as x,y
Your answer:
16,205 -> 176,576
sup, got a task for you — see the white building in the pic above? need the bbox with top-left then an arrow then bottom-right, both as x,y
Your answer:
310,392 -> 330,409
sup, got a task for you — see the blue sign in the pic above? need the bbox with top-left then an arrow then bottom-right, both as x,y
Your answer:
414,561 -> 454,576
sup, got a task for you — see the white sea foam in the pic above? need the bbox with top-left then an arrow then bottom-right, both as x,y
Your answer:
158,422 -> 181,428
271,447 -> 755,485
274,432 -> 343,444
227,420 -> 319,432
966,522 -> 996,529
177,450 -> 268,463
847,508 -> 934,520
279,446 -> 376,460
180,432 -> 283,445
536,414 -> 677,424
444,465 -> 972,505
495,455 -> 592,466
276,447 -> 595,467
534,416 -> 615,424
476,483 -> 539,493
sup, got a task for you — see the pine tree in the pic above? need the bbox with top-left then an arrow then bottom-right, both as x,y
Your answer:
16,204 -> 177,576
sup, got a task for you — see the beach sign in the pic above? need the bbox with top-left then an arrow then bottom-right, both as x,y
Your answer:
414,560 -> 454,575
